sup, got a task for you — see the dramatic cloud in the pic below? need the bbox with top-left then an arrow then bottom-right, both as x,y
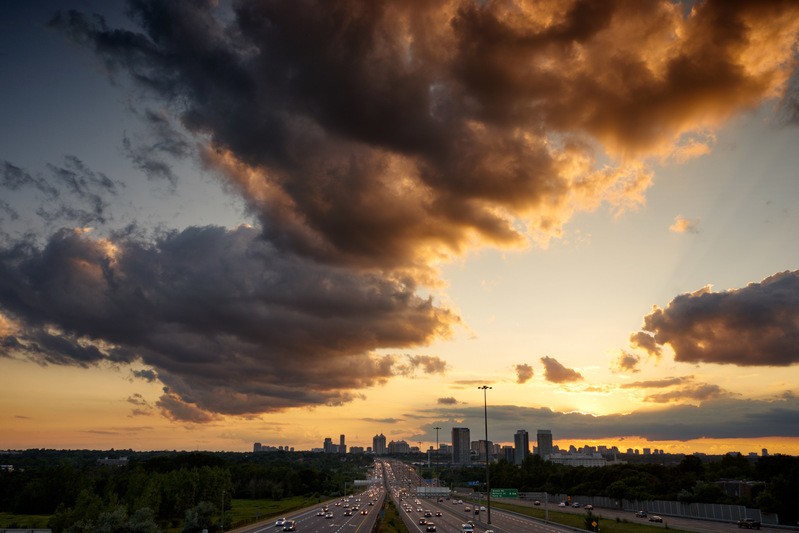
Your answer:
0,226 -> 454,417
514,363 -> 534,384
541,356 -> 583,384
9,0 -> 799,422
412,395 -> 799,443
131,369 -> 157,382
437,397 -> 459,405
669,215 -> 701,234
634,271 -> 799,366
49,0 -> 799,264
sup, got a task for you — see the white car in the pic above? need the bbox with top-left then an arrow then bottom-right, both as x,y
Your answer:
275,518 -> 285,527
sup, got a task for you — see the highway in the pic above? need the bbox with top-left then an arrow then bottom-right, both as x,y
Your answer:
231,487 -> 385,533
381,458 -> 581,533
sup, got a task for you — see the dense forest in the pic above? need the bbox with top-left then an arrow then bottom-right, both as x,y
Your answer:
2,449 -> 798,531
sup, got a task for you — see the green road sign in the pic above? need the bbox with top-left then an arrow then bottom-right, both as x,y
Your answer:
490,488 -> 519,498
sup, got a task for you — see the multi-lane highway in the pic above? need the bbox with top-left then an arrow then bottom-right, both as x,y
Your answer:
231,486 -> 385,533
381,458 -> 583,533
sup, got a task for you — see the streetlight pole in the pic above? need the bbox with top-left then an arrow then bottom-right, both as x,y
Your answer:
478,385 -> 492,525
433,426 -> 441,487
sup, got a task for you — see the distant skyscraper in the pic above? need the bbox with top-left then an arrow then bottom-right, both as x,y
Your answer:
452,427 -> 471,464
324,437 -> 334,453
536,429 -> 553,459
340,434 -> 346,454
514,430 -> 529,465
373,433 -> 387,455
502,445 -> 515,462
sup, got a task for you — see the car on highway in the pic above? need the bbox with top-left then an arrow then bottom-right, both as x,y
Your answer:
419,517 -> 427,525
534,500 -> 541,505
461,524 -> 474,533
424,510 -> 432,517
649,515 -> 664,523
573,502 -> 581,508
435,511 -> 442,516
316,510 -> 325,516
635,510 -> 648,518
426,523 -> 437,531
282,520 -> 296,532
464,506 -> 471,512
344,509 -> 352,516
275,518 -> 286,527
361,509 -> 368,515
585,505 -> 594,510
325,512 -> 334,519
558,502 -> 566,507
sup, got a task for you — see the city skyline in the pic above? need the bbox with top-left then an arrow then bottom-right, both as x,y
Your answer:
2,1 -> 799,455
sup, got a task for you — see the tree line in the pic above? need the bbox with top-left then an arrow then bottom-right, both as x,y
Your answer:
0,449 -> 372,532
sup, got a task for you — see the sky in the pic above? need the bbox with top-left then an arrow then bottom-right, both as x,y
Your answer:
2,0 -> 799,456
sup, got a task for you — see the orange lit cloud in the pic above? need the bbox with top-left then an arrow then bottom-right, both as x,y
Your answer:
633,271 -> 799,366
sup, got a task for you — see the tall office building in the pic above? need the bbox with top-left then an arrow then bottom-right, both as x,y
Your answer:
452,427 -> 471,464
514,429 -> 530,465
536,429 -> 553,459
324,437 -> 334,453
340,434 -> 347,454
373,433 -> 387,455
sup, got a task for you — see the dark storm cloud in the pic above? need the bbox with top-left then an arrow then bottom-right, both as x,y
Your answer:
0,225 -> 454,417
633,271 -> 799,366
514,363 -> 534,384
541,356 -> 583,384
437,397 -> 459,405
49,0 -> 799,268
411,396 -> 799,442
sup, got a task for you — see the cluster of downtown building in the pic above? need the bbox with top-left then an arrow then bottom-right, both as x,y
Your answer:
254,428 -> 677,467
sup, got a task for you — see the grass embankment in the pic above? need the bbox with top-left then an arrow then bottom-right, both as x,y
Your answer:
478,500 -> 684,533
376,497 -> 409,533
229,496 -> 322,525
0,512 -> 50,528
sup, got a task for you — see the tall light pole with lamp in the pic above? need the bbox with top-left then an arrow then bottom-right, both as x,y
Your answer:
478,385 -> 492,525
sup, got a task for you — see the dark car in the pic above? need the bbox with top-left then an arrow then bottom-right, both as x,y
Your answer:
426,523 -> 437,532
282,520 -> 296,532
